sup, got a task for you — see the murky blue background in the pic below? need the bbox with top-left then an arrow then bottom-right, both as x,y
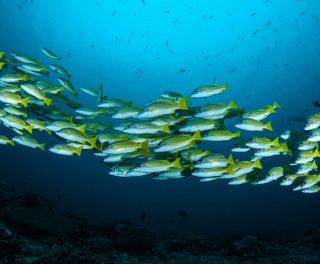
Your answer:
0,0 -> 320,235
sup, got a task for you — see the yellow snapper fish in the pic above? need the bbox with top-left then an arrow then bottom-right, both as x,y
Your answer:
151,115 -> 185,126
158,167 -> 185,179
293,174 -> 320,191
298,141 -> 318,151
75,106 -> 106,116
122,122 -> 170,134
307,128 -> 320,142
46,121 -> 86,133
0,85 -> 23,93
20,83 -> 52,106
191,83 -> 229,98
161,91 -> 183,100
0,91 -> 29,107
245,137 -> 280,149
45,110 -> 74,122
221,159 -> 262,179
103,140 -> 148,155
297,161 -> 318,175
294,149 -> 320,164
50,64 -> 71,79
228,174 -> 250,185
112,105 -> 141,119
301,185 -> 320,194
49,144 -> 82,156
3,105 -> 27,118
0,115 -> 33,133
41,48 -> 61,60
231,143 -> 251,153
195,153 -> 234,169
254,166 -> 284,184
97,133 -> 130,144
129,135 -> 165,148
36,80 -> 65,95
235,118 -> 273,131
137,97 -> 189,119
242,102 -> 280,121
154,131 -> 202,153
194,101 -> 238,118
180,148 -> 211,162
0,135 -> 14,146
254,143 -> 290,158
192,166 -> 231,177
57,77 -> 77,96
109,165 -> 149,177
13,135 -> 45,151
305,113 -> 320,131
26,118 -> 51,134
18,63 -> 49,76
179,119 -> 219,133
133,158 -> 181,174
0,73 -> 30,84
55,128 -> 97,147
280,174 -> 306,186
202,130 -> 240,141
10,51 -> 39,64
98,98 -> 129,108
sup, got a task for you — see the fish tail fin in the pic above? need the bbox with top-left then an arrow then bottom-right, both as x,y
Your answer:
233,131 -> 241,138
9,140 -> 14,146
177,97 -> 189,110
224,83 -> 229,90
0,62 -> 5,70
44,97 -> 53,106
66,116 -> 73,123
314,148 -> 320,157
205,150 -> 211,155
20,96 -> 29,108
228,154 -> 235,166
46,129 -> 52,135
172,158 -> 182,169
225,165 -> 234,175
75,147 -> 82,157
88,137 -> 97,148
141,140 -> 149,154
265,122 -> 273,131
281,142 -> 290,155
229,100 -> 238,109
77,124 -> 87,134
162,124 -> 171,134
39,143 -> 46,151
273,101 -> 281,109
254,159 -> 262,169
139,145 -> 149,157
268,105 -> 276,113
313,161 -> 318,170
25,125 -> 33,134
191,131 -> 202,141
272,137 -> 280,147
21,74 -> 29,82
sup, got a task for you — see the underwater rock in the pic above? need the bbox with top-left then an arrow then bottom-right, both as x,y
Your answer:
113,223 -> 156,255
0,183 -> 79,237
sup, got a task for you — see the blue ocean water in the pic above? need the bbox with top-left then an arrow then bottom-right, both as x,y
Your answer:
0,0 -> 320,236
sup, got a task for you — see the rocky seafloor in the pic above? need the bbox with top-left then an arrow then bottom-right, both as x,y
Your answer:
1,182 -> 320,264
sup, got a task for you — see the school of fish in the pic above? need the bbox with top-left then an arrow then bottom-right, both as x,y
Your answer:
0,49 -> 320,194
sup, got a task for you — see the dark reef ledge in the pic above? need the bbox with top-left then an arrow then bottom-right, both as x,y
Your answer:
0,182 -> 320,264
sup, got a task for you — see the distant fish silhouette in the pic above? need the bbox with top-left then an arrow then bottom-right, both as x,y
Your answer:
140,211 -> 147,222
178,211 -> 188,217
177,68 -> 186,74
313,101 -> 320,108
